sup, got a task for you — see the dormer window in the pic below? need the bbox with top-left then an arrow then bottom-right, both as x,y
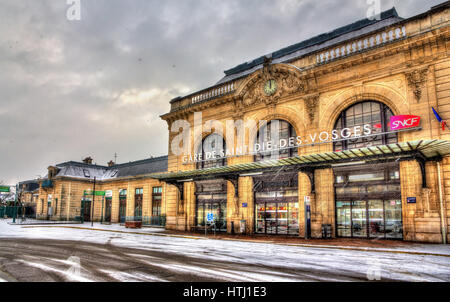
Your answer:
83,169 -> 90,178
110,170 -> 118,177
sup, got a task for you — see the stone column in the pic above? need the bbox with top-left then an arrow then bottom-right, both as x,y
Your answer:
313,168 -> 336,238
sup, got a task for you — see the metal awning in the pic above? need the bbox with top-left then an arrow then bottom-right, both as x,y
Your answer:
152,140 -> 450,182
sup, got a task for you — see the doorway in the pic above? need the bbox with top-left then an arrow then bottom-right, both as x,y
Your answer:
104,197 -> 112,223
81,200 -> 91,222
334,162 -> 403,239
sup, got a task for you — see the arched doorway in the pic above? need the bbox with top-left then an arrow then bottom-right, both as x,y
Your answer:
195,134 -> 227,231
333,101 -> 403,239
254,120 -> 299,235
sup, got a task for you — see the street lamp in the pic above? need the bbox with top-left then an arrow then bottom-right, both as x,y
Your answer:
91,177 -> 96,227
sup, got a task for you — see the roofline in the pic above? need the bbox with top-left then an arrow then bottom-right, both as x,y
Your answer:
167,1 -> 449,105
109,155 -> 168,169
55,155 -> 168,170
55,161 -> 108,169
223,7 -> 401,76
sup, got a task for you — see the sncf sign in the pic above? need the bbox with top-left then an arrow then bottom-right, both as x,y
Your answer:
390,115 -> 421,131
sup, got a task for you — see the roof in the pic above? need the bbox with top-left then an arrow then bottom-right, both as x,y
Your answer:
223,8 -> 400,76
215,8 -> 403,84
18,180 -> 39,193
153,140 -> 450,181
52,156 -> 168,181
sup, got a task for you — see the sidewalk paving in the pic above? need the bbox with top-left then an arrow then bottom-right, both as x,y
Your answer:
17,221 -> 450,257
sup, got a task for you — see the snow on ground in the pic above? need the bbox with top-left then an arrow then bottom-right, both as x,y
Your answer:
0,220 -> 449,282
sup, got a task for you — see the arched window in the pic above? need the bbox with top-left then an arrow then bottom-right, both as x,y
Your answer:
333,101 -> 397,151
255,120 -> 298,162
197,133 -> 226,169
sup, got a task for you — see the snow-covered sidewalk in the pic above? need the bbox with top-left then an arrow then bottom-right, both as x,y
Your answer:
4,220 -> 449,257
1,219 -> 449,282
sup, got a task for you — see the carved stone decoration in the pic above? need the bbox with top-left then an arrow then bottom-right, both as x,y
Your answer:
236,63 -> 306,110
304,94 -> 320,123
405,67 -> 429,102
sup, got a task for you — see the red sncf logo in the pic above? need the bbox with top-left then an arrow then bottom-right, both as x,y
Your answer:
390,115 -> 421,131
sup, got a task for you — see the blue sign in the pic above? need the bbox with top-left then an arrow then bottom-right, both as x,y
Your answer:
242,203 -> 248,208
407,197 -> 416,204
207,213 -> 214,222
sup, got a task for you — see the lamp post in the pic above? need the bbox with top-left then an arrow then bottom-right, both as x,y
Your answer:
13,184 -> 18,224
91,177 -> 96,227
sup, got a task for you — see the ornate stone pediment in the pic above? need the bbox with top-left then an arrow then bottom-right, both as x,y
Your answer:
234,63 -> 306,111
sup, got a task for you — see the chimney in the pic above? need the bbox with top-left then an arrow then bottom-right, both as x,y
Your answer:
108,160 -> 115,167
82,157 -> 93,164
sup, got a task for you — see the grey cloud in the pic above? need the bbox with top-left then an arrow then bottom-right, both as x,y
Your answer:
0,0 -> 443,184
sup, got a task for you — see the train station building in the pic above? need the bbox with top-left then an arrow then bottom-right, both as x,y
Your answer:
36,3 -> 450,243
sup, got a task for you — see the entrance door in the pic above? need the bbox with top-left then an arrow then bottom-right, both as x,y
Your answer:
196,194 -> 227,232
351,200 -> 367,238
104,198 -> 112,223
336,201 -> 351,237
119,198 -> 126,223
384,200 -> 402,239
277,203 -> 288,235
82,200 -> 91,222
368,200 -> 384,238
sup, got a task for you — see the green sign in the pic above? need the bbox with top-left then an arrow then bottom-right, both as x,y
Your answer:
84,190 -> 106,196
0,186 -> 10,193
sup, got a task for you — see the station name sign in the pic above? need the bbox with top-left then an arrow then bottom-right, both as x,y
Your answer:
180,115 -> 421,164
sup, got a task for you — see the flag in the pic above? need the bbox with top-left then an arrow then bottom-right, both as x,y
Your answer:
432,107 -> 449,131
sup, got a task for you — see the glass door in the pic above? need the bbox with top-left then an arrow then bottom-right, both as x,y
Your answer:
385,200 -> 403,239
265,203 -> 277,234
277,203 -> 288,235
256,203 -> 266,233
288,202 -> 299,235
368,200 -> 384,238
336,201 -> 351,237
352,200 -> 367,237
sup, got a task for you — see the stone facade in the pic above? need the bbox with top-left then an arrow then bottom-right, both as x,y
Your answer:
36,177 -> 167,223
160,4 -> 450,243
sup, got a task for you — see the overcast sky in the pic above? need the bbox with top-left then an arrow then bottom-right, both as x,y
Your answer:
0,0 -> 443,184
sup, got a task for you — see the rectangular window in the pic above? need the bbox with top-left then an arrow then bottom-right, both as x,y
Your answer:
134,188 -> 143,220
152,186 -> 162,217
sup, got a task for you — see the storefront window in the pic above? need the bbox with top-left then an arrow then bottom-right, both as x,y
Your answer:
334,163 -> 402,239
334,101 -> 397,151
255,190 -> 298,235
255,120 -> 298,162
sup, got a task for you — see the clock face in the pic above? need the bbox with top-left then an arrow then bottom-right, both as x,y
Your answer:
264,79 -> 277,96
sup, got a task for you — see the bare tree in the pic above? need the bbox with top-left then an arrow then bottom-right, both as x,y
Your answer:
0,181 -> 15,206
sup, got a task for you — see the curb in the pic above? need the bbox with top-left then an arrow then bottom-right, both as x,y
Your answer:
21,225 -> 450,258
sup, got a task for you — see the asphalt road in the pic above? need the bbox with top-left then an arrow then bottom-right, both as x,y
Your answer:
0,238 -> 402,282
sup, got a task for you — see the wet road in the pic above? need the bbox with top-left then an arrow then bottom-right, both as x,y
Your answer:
0,238 -> 369,282
0,237 -> 449,282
